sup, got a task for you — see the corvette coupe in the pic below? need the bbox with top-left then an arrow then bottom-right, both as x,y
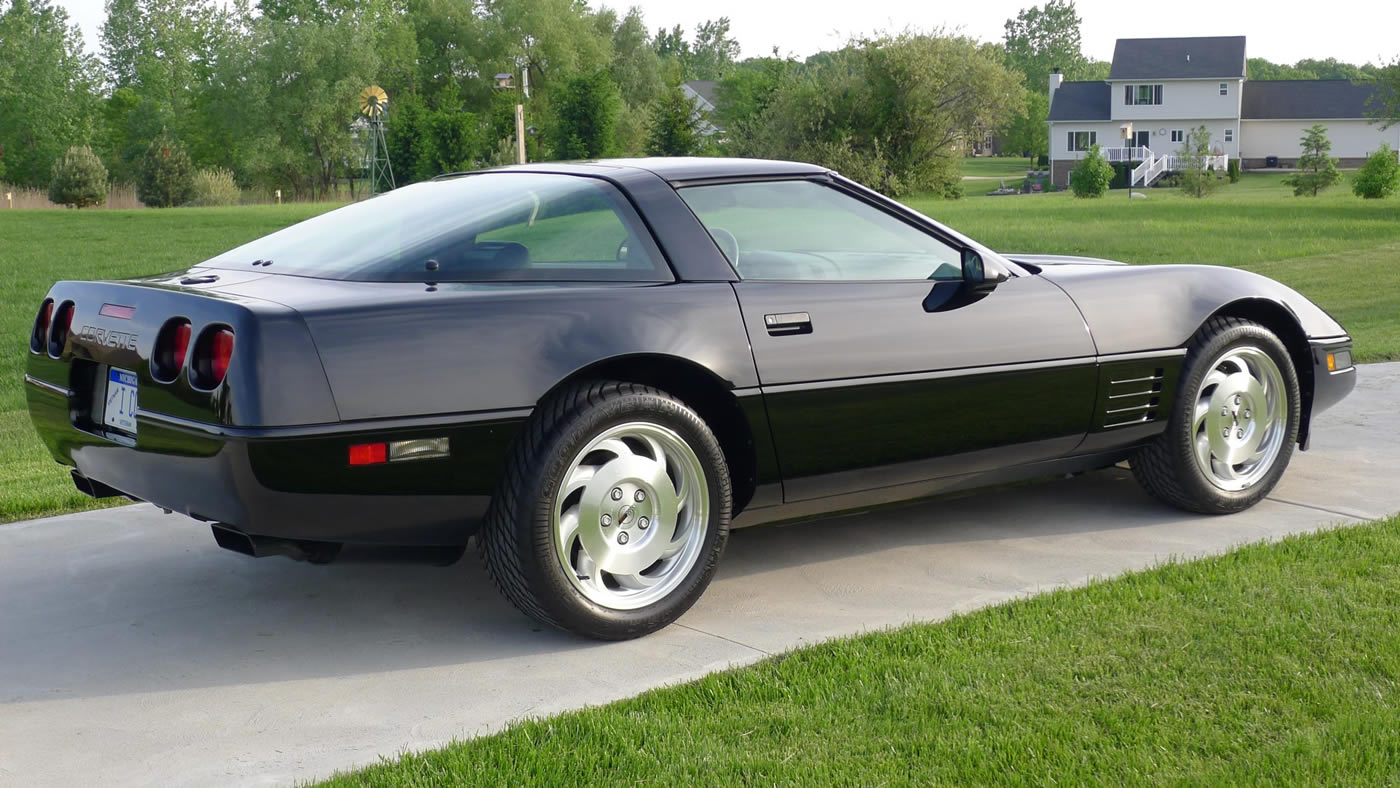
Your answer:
25,158 -> 1356,639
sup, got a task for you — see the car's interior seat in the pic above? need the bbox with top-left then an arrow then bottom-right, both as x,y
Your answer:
455,241 -> 530,279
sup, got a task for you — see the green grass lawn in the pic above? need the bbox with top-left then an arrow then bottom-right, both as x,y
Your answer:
1,174 -> 1398,523
323,516 -> 1400,786
960,156 -> 1035,179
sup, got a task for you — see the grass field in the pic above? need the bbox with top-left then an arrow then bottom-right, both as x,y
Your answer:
960,155 -> 1035,179
1,173 -> 1397,523
323,515 -> 1400,786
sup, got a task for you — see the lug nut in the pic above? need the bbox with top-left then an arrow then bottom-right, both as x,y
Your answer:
601,514 -> 612,526
634,490 -> 646,502
617,532 -> 629,545
1243,409 -> 1251,419
1221,407 -> 1229,417
639,517 -> 650,530
1234,395 -> 1241,405
1237,429 -> 1244,439
1223,428 -> 1231,438
611,488 -> 623,501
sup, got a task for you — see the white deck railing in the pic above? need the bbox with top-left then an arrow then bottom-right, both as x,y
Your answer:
1098,147 -> 1230,187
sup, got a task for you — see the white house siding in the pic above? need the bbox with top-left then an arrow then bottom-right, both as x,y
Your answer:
1239,119 -> 1400,167
1049,119 -> 1239,187
1108,78 -> 1244,122
1049,122 -> 1123,160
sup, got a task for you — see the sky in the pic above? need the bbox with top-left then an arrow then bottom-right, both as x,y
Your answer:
55,0 -> 1400,68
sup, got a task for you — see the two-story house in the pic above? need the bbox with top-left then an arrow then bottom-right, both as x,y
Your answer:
1048,36 -> 1399,188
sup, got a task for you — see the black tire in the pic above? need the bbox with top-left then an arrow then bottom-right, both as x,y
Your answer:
479,380 -> 731,640
1132,317 -> 1300,514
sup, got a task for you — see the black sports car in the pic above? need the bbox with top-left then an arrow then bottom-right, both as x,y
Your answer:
25,157 -> 1356,639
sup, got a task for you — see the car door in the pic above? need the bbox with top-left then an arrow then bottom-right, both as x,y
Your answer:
677,178 -> 1099,502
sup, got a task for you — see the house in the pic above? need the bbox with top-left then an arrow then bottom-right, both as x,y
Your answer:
1047,36 -> 1399,188
681,80 -> 723,136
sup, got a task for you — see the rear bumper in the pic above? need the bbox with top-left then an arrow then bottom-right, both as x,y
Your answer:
25,374 -> 525,545
1302,337 -> 1357,450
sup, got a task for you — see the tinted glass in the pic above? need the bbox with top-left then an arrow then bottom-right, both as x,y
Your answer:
201,174 -> 669,282
678,180 -> 962,281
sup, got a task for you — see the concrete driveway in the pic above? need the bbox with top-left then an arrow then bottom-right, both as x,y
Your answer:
3,363 -> 1396,787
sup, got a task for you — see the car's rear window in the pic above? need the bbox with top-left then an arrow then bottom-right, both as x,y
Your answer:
201,173 -> 671,282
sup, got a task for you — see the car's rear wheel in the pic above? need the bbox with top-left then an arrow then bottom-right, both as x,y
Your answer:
1131,317 -> 1300,514
480,380 -> 731,640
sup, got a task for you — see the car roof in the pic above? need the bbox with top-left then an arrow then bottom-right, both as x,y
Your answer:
479,157 -> 830,184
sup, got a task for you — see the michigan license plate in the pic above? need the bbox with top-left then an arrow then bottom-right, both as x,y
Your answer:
103,367 -> 138,434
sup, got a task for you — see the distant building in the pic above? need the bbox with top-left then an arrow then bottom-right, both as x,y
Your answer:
681,80 -> 723,136
1047,36 -> 1399,187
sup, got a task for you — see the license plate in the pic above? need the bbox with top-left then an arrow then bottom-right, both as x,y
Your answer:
103,367 -> 139,434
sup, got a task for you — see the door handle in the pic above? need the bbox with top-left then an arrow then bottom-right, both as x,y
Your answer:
764,312 -> 812,336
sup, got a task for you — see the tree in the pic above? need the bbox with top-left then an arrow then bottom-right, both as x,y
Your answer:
1374,57 -> 1400,129
1177,124 -> 1217,198
739,33 -> 1023,197
48,145 -> 108,207
1069,144 -> 1111,197
1284,124 -> 1340,196
1352,144 -> 1399,198
0,0 -> 101,187
610,7 -> 663,106
690,18 -> 740,80
551,70 -> 619,159
646,84 -> 703,156
1000,1 -> 1089,161
138,129 -> 195,206
714,55 -> 796,151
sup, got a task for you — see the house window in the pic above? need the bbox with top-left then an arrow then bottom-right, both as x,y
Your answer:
1224,128 -> 1234,143
1220,82 -> 1229,96
1124,84 -> 1163,105
1170,129 -> 1185,143
1067,131 -> 1097,152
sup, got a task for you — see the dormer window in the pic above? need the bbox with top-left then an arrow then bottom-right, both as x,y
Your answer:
1124,84 -> 1163,105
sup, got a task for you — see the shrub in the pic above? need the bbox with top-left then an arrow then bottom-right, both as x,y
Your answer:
1227,158 -> 1241,183
47,146 -> 108,208
1036,154 -> 1049,167
190,167 -> 240,206
1352,144 -> 1400,199
138,130 -> 196,208
1070,145 -> 1113,198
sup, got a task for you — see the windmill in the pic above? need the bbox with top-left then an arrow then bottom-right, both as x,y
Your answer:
358,85 -> 395,194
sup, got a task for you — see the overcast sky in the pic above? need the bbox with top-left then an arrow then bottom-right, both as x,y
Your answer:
56,0 -> 1399,68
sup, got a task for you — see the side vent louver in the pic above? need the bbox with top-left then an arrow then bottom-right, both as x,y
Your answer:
1102,367 -> 1165,428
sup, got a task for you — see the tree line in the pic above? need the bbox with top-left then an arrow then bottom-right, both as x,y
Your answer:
2,0 -> 1396,205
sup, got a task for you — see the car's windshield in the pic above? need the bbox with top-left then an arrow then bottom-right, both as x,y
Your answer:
201,173 -> 671,283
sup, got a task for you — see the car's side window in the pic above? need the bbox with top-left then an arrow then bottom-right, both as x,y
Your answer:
677,180 -> 963,282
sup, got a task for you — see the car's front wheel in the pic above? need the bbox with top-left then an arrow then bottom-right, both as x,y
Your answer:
480,380 -> 731,640
1132,317 -> 1300,514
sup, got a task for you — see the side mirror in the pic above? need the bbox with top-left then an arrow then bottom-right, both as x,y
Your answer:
961,249 -> 1006,294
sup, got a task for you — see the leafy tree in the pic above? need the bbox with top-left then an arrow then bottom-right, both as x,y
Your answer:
1000,0 -> 1089,161
690,18 -> 740,80
1069,144 -> 1111,197
1352,144 -> 1399,198
416,109 -> 484,178
1374,57 -> 1400,129
48,145 -> 108,207
1003,0 -> 1086,89
741,33 -> 1023,197
714,55 -> 796,148
138,129 -> 195,206
1177,125 -> 1217,198
609,7 -> 663,106
551,70 -> 619,159
0,0 -> 101,187
646,84 -> 704,156
1284,124 -> 1340,196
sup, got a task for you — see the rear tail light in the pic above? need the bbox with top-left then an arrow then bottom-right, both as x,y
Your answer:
349,443 -> 388,466
153,319 -> 192,381
48,301 -> 75,357
191,326 -> 235,388
30,300 -> 53,354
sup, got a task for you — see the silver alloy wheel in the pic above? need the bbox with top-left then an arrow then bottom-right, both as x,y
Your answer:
1191,345 -> 1288,492
553,421 -> 709,610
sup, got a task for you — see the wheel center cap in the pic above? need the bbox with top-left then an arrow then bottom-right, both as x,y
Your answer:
617,504 -> 636,528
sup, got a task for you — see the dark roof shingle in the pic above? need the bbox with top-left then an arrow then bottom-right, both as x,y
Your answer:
1241,80 -> 1381,120
1109,36 -> 1246,80
684,80 -> 719,107
1048,81 -> 1111,121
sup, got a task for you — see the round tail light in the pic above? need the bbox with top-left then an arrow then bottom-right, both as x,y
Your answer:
153,319 -> 192,381
31,300 -> 53,354
48,301 -> 75,357
192,327 -> 235,388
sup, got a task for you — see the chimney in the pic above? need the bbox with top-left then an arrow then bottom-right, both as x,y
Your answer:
1049,67 -> 1064,107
